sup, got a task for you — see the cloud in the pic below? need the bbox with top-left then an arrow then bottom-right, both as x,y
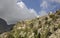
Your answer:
40,1 -> 48,9
17,1 -> 25,8
39,1 -> 49,16
29,8 -> 37,15
39,0 -> 60,16
39,10 -> 48,16
0,0 -> 38,24
40,0 -> 55,10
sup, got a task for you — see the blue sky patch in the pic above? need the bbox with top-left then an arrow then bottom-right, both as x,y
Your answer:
18,0 -> 60,14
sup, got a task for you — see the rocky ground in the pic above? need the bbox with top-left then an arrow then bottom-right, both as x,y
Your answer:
0,10 -> 60,38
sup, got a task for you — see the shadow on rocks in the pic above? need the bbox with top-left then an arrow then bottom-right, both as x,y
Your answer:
0,18 -> 15,34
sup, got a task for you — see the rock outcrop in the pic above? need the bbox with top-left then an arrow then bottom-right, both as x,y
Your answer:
0,18 -> 14,34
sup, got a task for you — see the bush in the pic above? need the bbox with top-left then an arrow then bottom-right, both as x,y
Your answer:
56,10 -> 60,15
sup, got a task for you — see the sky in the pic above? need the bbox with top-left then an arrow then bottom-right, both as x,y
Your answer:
0,0 -> 37,24
18,0 -> 60,14
0,0 -> 60,24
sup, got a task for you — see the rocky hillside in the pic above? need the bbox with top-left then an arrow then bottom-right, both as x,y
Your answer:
0,18 -> 15,34
0,10 -> 60,38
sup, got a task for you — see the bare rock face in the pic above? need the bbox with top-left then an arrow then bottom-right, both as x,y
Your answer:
0,18 -> 7,33
0,18 -> 14,34
0,18 -> 7,26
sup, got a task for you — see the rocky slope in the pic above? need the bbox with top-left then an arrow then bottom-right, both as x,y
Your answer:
0,18 -> 15,34
0,10 -> 60,38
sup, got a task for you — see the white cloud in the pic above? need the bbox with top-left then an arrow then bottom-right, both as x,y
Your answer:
39,10 -> 48,16
40,1 -> 48,9
39,0 -> 60,17
29,8 -> 38,18
40,0 -> 58,14
29,8 -> 37,15
17,1 -> 25,8
29,8 -> 35,13
0,0 -> 38,24
39,1 -> 49,16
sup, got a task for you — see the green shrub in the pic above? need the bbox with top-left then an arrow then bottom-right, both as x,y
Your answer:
56,10 -> 60,15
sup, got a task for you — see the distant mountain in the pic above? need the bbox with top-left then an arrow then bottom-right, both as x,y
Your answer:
0,18 -> 15,34
0,18 -> 7,26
